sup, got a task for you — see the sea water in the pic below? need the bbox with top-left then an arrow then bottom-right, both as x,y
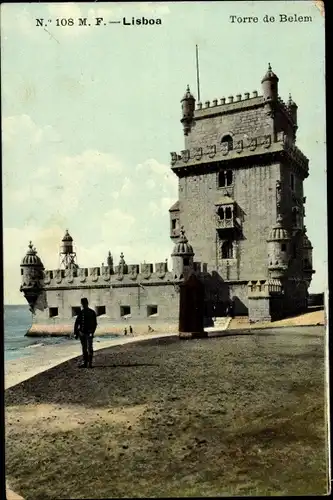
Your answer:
4,305 -> 117,362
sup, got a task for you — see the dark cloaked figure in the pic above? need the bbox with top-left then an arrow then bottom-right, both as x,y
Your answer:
74,298 -> 97,368
129,325 -> 133,335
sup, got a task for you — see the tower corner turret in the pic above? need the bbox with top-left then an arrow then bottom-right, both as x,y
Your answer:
180,84 -> 196,136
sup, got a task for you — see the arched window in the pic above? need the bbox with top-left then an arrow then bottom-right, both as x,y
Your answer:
225,207 -> 232,219
221,240 -> 233,259
217,207 -> 225,219
218,169 -> 233,187
221,134 -> 233,151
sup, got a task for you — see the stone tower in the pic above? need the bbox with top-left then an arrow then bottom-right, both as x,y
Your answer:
169,64 -> 314,321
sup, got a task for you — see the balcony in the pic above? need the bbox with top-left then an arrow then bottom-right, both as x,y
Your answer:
215,202 -> 241,232
215,215 -> 241,233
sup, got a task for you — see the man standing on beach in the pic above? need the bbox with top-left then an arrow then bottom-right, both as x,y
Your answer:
74,298 -> 97,368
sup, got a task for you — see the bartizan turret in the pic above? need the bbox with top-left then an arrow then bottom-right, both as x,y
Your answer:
301,227 -> 315,288
267,216 -> 290,279
20,242 -> 45,312
180,85 -> 195,136
287,93 -> 298,140
261,63 -> 279,101
172,227 -> 194,279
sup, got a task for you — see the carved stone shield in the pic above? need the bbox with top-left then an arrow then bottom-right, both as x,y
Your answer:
263,134 -> 271,149
55,269 -> 62,284
102,266 -> 111,281
194,147 -> 202,161
65,268 -> 74,283
114,266 -> 123,281
208,144 -> 216,158
44,271 -> 51,284
221,142 -> 229,155
235,140 -> 243,154
249,138 -> 257,151
90,267 -> 99,282
128,264 -> 138,280
170,152 -> 178,165
181,149 -> 190,162
78,268 -> 86,283
141,263 -> 152,280
155,262 -> 166,279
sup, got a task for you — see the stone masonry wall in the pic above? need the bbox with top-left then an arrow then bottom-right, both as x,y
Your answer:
185,99 -> 273,151
33,282 -> 180,324
178,161 -> 281,282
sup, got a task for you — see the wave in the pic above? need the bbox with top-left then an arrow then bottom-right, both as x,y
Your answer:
25,343 -> 45,349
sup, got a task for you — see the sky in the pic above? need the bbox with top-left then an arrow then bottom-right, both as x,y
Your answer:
2,1 -> 326,304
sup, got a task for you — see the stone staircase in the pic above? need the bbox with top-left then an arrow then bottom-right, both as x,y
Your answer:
228,316 -> 251,329
205,317 -> 232,332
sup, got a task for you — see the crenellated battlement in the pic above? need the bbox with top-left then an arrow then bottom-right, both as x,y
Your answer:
170,130 -> 308,177
43,261 -> 174,288
194,92 -> 296,128
195,92 -> 263,115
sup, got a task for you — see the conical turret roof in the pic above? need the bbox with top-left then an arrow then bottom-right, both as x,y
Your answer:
62,229 -> 73,242
261,63 -> 279,83
172,227 -> 194,256
181,84 -> 195,101
21,242 -> 44,267
267,217 -> 290,241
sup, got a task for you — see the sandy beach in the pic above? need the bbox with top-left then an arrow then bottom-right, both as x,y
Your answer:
5,331 -> 177,390
5,325 -> 329,498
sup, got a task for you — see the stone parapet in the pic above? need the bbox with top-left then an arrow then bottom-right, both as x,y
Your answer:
170,131 -> 308,177
43,263 -> 173,288
194,94 -> 264,116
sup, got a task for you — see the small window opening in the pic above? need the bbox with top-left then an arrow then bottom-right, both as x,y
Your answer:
120,305 -> 131,317
221,135 -> 233,151
21,269 -> 23,275
49,307 -> 58,318
218,169 -> 233,187
225,207 -> 232,219
72,306 -> 81,317
171,219 -> 177,230
281,243 -> 286,252
147,305 -> 158,317
96,305 -> 106,316
218,207 -> 224,219
183,257 -> 190,266
50,271 -> 53,279
85,268 -> 88,277
221,240 -> 233,259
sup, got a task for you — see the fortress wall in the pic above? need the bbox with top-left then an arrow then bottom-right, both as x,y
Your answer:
32,279 -> 180,325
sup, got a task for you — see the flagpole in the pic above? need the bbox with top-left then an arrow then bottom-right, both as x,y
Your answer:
196,44 -> 201,102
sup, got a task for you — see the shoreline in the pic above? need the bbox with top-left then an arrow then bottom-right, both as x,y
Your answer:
5,331 -> 177,390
